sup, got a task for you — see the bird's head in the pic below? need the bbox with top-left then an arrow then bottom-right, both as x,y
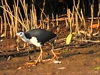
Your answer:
16,32 -> 24,37
16,32 -> 24,42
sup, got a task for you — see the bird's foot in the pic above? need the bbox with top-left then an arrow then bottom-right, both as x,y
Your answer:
49,54 -> 58,62
24,62 -> 36,67
17,61 -> 36,70
23,58 -> 43,67
42,55 -> 58,63
17,59 -> 43,70
45,55 -> 62,64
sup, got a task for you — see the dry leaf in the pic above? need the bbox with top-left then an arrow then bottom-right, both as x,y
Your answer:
92,24 -> 99,29
66,33 -> 72,44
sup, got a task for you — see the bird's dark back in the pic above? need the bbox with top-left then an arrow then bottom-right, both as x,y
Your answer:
25,29 -> 56,44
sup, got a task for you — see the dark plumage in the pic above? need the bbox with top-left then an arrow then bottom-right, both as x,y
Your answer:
24,29 -> 56,45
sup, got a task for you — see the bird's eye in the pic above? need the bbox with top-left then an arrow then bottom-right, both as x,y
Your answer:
20,32 -> 22,35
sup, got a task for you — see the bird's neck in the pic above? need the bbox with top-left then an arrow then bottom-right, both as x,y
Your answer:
21,35 -> 30,43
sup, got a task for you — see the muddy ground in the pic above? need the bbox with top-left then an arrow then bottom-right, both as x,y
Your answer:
0,20 -> 100,75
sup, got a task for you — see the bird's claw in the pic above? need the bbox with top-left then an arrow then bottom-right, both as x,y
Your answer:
17,62 -> 35,70
24,62 -> 36,67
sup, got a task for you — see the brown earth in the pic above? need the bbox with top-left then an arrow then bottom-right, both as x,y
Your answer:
0,20 -> 100,75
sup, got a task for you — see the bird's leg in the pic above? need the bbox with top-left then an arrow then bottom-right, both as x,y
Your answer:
18,46 -> 43,68
27,49 -> 32,61
50,44 -> 58,61
16,42 -> 20,51
26,43 -> 32,61
35,46 -> 43,64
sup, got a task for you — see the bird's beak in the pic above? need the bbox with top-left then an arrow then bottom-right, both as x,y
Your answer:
16,35 -> 21,43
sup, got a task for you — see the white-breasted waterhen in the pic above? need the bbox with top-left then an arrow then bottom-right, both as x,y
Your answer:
16,28 -> 58,65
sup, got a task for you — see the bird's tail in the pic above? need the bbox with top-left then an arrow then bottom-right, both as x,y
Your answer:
48,26 -> 59,34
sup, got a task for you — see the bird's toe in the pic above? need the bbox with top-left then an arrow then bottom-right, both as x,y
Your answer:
24,62 -> 36,67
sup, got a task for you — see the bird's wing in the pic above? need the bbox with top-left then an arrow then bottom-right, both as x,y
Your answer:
25,29 -> 56,43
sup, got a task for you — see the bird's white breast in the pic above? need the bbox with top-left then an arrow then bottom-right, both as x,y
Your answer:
29,36 -> 42,47
21,35 -> 41,47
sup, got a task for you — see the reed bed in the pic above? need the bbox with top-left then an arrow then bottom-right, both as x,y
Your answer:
0,0 -> 37,38
0,0 -> 99,42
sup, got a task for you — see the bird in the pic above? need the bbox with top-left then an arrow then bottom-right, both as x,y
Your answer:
16,28 -> 58,65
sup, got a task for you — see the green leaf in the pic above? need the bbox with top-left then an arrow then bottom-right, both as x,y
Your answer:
65,49 -> 69,53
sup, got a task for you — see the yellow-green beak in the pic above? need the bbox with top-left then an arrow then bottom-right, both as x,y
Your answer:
16,35 -> 21,43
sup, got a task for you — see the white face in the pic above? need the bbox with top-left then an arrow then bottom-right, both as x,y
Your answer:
16,32 -> 24,37
16,32 -> 29,43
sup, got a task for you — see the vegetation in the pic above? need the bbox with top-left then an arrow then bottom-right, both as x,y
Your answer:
0,0 -> 37,38
0,0 -> 99,44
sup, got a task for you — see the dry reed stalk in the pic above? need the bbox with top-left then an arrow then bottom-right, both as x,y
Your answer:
8,12 -> 14,38
99,0 -> 100,16
40,0 -> 45,19
17,7 -> 25,31
71,6 -> 74,27
4,0 -> 13,38
39,20 -> 42,28
0,0 -> 38,39
73,0 -> 82,22
3,5 -> 7,38
3,0 -> 18,38
19,0 -> 27,17
99,0 -> 100,12
5,10 -> 12,38
0,16 -> 3,33
40,8 -> 48,21
75,12 -> 79,34
98,12 -> 100,27
76,0 -> 80,9
47,15 -> 49,30
52,13 -> 55,27
12,7 -> 17,38
31,4 -> 37,29
80,9 -> 86,28
18,7 -> 24,23
67,9 -> 72,33
13,0 -> 19,37
40,15 -> 44,29
3,0 -> 11,11
80,9 -> 87,39
40,0 -> 46,29
9,10 -> 14,38
90,5 -> 93,34
56,14 -> 58,26
19,0 -> 29,31
82,0 -> 85,16
0,0 -> 35,38
0,6 -> 27,30
30,10 -> 32,29
98,0 -> 100,26
65,17 -> 68,27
